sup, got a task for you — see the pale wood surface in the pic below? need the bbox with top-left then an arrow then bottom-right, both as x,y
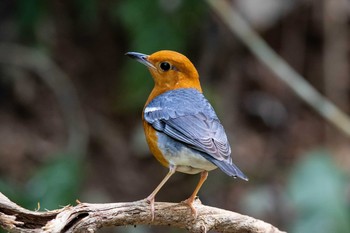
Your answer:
0,192 -> 286,233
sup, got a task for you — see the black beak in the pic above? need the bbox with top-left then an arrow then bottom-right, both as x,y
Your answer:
125,52 -> 156,69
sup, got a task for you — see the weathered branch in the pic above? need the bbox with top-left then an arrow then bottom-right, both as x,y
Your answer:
0,192 -> 285,233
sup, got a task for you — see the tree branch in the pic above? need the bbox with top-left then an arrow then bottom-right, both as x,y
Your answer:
0,192 -> 285,233
206,0 -> 350,137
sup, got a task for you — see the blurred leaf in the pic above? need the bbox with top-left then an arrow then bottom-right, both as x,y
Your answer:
288,150 -> 350,233
0,179 -> 22,205
241,185 -> 275,218
0,153 -> 84,213
115,61 -> 153,112
75,0 -> 98,29
25,154 -> 84,210
16,0 -> 47,42
111,0 -> 205,112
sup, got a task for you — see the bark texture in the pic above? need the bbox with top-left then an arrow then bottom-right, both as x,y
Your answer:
0,192 -> 286,233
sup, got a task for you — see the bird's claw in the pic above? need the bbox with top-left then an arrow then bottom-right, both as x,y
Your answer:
182,197 -> 198,218
146,196 -> 155,221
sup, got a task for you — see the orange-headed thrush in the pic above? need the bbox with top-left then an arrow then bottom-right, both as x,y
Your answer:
126,50 -> 248,219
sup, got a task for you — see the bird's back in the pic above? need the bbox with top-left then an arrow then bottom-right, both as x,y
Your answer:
143,88 -> 247,180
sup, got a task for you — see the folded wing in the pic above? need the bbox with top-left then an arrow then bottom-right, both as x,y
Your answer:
144,88 -> 248,180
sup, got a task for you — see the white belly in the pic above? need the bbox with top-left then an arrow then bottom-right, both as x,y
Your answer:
156,132 -> 217,174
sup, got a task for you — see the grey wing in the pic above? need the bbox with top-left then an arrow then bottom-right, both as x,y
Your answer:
144,88 -> 248,180
163,113 -> 231,162
151,113 -> 248,180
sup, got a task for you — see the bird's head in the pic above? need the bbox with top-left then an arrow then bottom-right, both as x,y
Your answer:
126,50 -> 202,93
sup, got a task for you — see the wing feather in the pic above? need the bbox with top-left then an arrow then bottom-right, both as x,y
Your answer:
145,89 -> 230,161
164,114 -> 231,161
144,88 -> 247,180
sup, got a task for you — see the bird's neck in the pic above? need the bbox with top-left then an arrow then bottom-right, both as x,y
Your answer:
145,83 -> 202,107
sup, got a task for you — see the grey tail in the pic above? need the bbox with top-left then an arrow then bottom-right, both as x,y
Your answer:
216,160 -> 249,181
201,154 -> 248,181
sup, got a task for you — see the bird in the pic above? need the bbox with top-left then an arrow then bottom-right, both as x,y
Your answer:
125,50 -> 248,220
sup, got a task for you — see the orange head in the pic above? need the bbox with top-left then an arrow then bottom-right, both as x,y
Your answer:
126,50 -> 202,102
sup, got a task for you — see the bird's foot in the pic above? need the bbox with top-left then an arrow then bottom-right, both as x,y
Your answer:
181,197 -> 198,218
145,196 -> 155,221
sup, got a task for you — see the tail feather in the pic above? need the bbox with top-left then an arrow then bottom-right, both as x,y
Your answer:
217,160 -> 249,181
201,153 -> 248,181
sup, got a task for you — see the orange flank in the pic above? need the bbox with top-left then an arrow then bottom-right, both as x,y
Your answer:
141,51 -> 202,169
142,120 -> 169,168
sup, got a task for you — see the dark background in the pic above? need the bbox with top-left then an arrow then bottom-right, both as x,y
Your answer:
0,1 -> 349,232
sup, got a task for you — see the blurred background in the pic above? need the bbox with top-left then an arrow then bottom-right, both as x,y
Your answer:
0,0 -> 349,232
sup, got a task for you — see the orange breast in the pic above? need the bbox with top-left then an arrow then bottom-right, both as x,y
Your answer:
142,120 -> 169,168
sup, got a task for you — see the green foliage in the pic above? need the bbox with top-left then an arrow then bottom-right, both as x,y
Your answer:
0,180 -> 22,205
74,0 -> 98,30
25,154 -> 84,210
114,1 -> 204,51
288,150 -> 350,233
112,0 -> 205,111
16,0 -> 47,42
0,154 -> 83,211
14,0 -> 206,111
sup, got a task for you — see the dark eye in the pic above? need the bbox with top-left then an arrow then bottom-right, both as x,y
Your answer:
160,62 -> 171,71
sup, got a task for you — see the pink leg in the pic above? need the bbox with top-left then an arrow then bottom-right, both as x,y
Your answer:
146,165 -> 176,221
182,171 -> 208,218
